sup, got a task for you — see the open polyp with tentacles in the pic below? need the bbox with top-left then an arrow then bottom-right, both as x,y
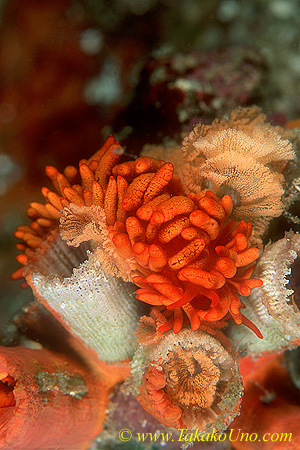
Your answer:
131,322 -> 243,431
12,134 -> 262,341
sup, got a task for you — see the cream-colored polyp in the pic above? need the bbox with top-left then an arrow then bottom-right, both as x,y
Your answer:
143,107 -> 296,241
131,328 -> 243,433
28,250 -> 143,363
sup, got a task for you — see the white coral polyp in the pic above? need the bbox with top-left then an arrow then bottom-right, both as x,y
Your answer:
194,149 -> 284,217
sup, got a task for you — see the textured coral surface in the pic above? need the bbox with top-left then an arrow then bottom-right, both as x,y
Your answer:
1,1 -> 300,449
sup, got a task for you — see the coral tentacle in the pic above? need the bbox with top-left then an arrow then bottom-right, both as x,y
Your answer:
13,135 -> 262,338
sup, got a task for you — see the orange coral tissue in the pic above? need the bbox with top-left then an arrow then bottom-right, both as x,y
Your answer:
12,135 -> 263,341
0,346 -> 107,450
106,155 -> 263,337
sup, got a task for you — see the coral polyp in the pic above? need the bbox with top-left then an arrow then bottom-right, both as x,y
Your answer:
103,154 -> 263,335
13,132 -> 262,340
143,106 -> 296,241
126,190 -> 263,335
132,322 -> 243,432
182,107 -> 296,235
12,135 -> 121,282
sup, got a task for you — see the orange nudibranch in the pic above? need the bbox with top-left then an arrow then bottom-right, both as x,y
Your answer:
0,345 -> 129,450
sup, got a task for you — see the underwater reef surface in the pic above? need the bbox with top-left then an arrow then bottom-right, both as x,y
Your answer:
1,1 -> 300,449
3,106 -> 300,450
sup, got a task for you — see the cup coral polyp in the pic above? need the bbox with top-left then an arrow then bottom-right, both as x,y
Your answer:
107,160 -> 263,337
12,134 -> 262,340
131,326 -> 243,432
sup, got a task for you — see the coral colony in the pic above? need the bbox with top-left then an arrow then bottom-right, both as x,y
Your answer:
4,106 -> 300,448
